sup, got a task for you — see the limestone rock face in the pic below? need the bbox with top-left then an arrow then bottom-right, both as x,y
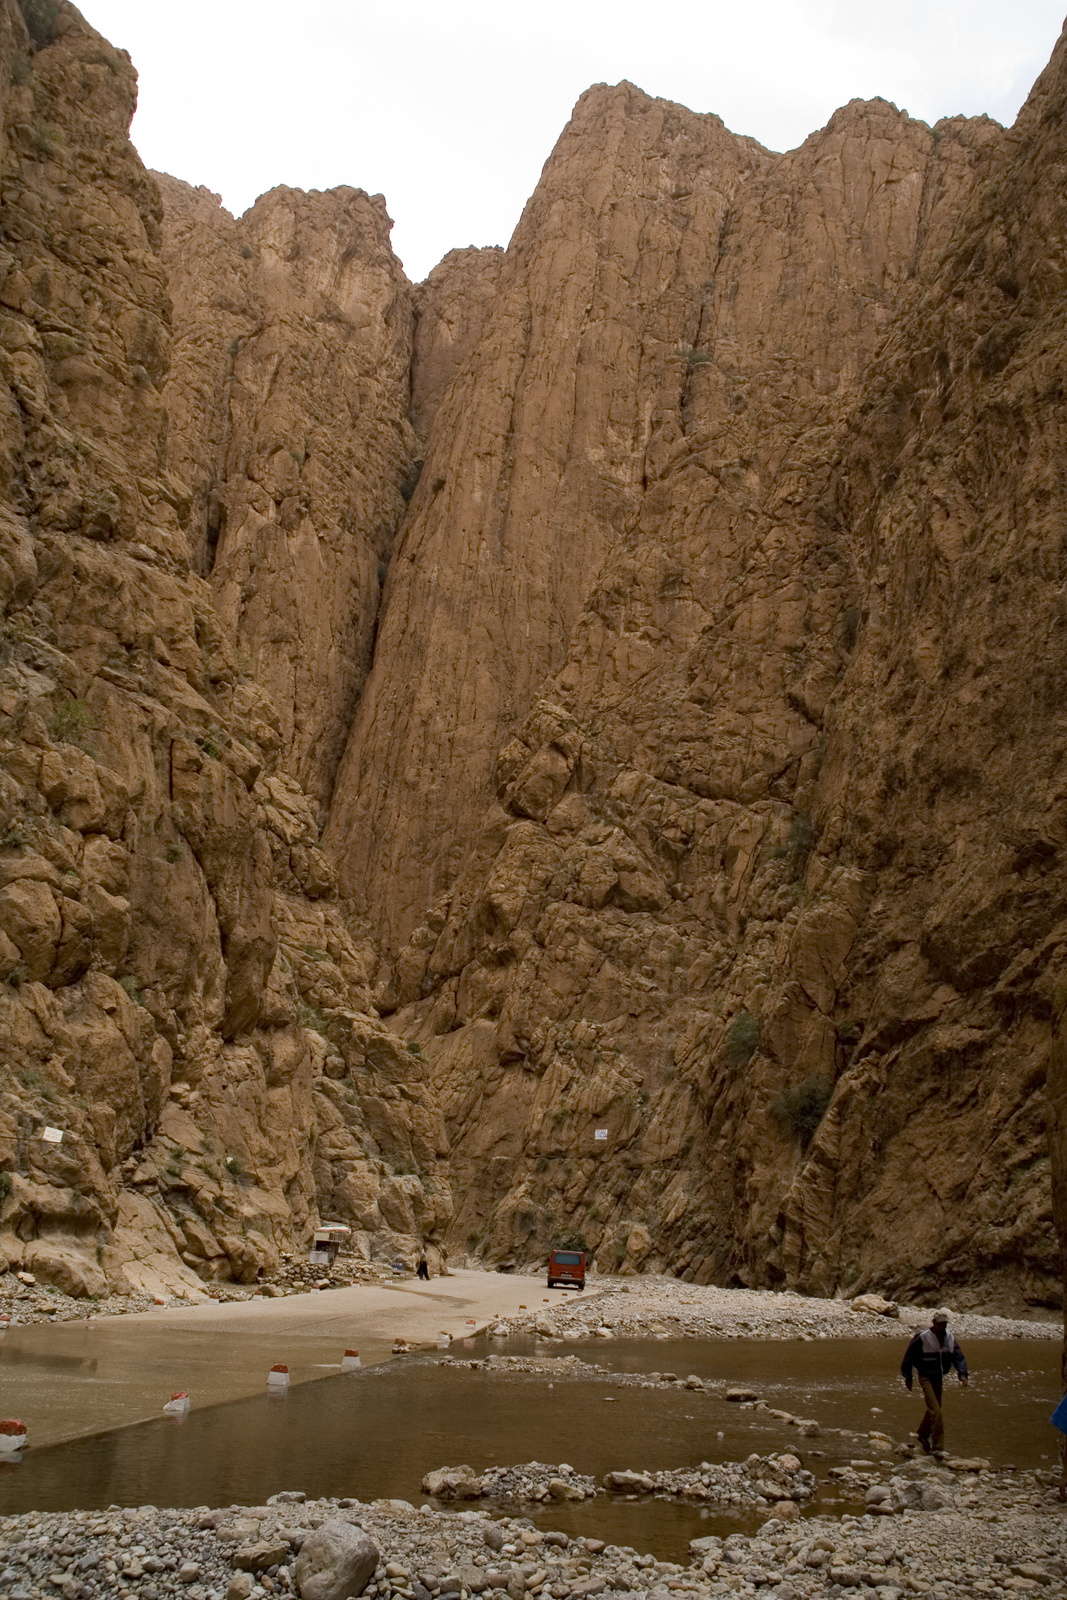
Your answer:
371,81 -> 1063,1307
156,175 -> 417,809
5,0 -> 1067,1314
0,0 -> 447,1297
819,26 -> 1067,1312
410,245 -> 504,441
324,85 -> 771,949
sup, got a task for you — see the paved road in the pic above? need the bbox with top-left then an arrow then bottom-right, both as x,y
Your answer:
129,1268 -> 589,1341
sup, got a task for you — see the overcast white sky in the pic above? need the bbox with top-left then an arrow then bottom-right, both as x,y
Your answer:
81,1 -> 1065,283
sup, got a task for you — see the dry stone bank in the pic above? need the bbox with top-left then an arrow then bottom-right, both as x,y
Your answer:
0,1251 -> 408,1325
1,1473 -> 1065,1600
495,1281 -> 1060,1344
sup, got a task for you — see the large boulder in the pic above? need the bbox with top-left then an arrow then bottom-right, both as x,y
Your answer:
420,1466 -> 484,1499
235,1541 -> 292,1572
603,1470 -> 654,1492
888,1476 -> 923,1511
864,1485 -> 892,1507
294,1521 -> 378,1600
547,1478 -> 585,1500
920,1482 -> 955,1512
850,1294 -> 899,1318
21,1241 -> 107,1299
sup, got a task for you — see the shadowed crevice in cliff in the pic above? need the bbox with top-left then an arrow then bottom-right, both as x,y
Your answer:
155,176 -> 419,814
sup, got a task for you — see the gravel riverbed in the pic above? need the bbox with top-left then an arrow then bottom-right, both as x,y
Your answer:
496,1281 -> 1059,1345
0,1260 -> 408,1329
0,1463 -> 1064,1600
0,1269 -> 1056,1339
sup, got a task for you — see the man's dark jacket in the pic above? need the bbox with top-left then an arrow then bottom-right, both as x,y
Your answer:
901,1327 -> 968,1389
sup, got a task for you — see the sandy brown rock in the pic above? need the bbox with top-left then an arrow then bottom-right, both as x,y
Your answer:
372,83 -> 1061,1307
807,27 -> 1067,1311
410,245 -> 504,441
4,0 -> 1067,1318
156,175 -> 417,809
0,0 -> 447,1298
325,85 -> 770,950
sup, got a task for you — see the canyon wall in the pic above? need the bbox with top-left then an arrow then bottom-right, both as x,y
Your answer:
0,0 -> 448,1300
1,0 -> 1065,1312
410,245 -> 505,442
347,75 -> 1066,1308
361,85 -> 1061,1308
156,174 -> 417,812
323,86 -> 772,949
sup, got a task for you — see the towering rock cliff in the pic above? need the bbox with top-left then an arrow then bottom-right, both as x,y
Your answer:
410,245 -> 505,441
155,176 -> 417,811
2,0 -> 1066,1313
0,0 -> 448,1300
824,27 -> 1067,1312
338,83 -> 1057,1308
323,87 -> 771,948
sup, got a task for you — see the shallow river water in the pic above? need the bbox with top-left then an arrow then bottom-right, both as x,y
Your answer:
0,1331 -> 1059,1559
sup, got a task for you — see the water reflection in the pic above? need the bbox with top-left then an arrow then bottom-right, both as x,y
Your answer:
0,1335 -> 1057,1558
564,1335 -> 1059,1467
0,1345 -> 98,1373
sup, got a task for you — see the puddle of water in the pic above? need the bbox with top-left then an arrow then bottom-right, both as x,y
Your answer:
0,1336 -> 1058,1560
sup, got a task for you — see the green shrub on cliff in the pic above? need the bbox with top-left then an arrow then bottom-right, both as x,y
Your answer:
50,697 -> 96,746
725,1010 -> 759,1067
19,0 -> 59,49
771,1076 -> 833,1145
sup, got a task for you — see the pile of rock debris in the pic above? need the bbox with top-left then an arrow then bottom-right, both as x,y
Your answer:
0,1466 -> 1064,1600
421,1456 -> 815,1515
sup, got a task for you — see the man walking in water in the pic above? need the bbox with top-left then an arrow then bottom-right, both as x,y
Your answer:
901,1308 -> 968,1455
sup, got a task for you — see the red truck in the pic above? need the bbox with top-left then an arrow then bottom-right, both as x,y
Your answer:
547,1249 -> 586,1289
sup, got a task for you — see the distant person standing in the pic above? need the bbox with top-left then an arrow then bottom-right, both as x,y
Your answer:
901,1308 -> 969,1456
417,1251 -> 430,1281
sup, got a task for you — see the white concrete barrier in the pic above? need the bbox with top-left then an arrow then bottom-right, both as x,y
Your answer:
0,1420 -> 27,1454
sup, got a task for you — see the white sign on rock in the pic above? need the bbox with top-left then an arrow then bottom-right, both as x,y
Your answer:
594,1128 -> 608,1141
40,1126 -> 63,1144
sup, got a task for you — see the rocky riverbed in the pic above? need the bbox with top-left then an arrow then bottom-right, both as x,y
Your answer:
496,1281 -> 1060,1345
0,1463 -> 1064,1600
0,1259 -> 414,1328
421,1454 -> 815,1511
0,1269 -> 1056,1339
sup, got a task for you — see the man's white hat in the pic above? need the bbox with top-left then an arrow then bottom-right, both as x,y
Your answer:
932,1307 -> 950,1322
